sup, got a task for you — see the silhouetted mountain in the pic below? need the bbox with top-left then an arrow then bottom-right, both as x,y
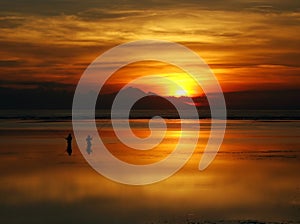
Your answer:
0,85 -> 299,110
97,87 -> 193,110
192,89 -> 300,110
224,90 -> 300,109
0,86 -> 74,109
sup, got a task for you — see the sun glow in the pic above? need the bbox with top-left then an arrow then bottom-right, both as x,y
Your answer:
164,72 -> 200,97
101,61 -> 203,97
175,89 -> 188,97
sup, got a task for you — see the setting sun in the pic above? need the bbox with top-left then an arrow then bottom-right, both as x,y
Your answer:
175,89 -> 188,97
99,61 -> 202,97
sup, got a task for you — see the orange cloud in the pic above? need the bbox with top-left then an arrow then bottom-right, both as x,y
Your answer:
0,3 -> 299,94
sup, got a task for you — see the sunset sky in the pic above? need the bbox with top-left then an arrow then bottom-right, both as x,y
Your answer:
0,0 -> 299,103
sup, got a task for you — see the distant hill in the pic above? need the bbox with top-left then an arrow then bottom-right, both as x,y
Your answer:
209,89 -> 300,110
97,87 -> 193,110
0,85 -> 299,110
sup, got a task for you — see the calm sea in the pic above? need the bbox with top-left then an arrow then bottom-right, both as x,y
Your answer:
0,109 -> 299,223
0,109 -> 299,120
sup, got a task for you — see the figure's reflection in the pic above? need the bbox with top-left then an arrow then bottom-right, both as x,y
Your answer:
86,135 -> 92,154
65,133 -> 72,156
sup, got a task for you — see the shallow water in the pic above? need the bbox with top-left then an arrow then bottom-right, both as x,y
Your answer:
0,119 -> 299,223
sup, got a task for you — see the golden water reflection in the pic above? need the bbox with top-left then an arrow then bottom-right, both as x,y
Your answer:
0,120 -> 299,223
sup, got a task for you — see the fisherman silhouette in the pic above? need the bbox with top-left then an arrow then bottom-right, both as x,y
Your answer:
86,135 -> 92,155
65,133 -> 72,156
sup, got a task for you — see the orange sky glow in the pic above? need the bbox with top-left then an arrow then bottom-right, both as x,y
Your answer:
0,1 -> 299,98
99,61 -> 203,97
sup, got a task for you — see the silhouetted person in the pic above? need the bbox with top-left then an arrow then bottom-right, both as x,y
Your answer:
86,135 -> 92,155
65,133 -> 72,156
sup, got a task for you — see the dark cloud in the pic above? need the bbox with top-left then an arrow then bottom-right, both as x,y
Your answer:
0,17 -> 25,28
0,59 -> 25,67
76,9 -> 145,21
0,0 -> 299,17
0,40 -> 112,64
0,80 -> 74,88
0,0 -> 138,16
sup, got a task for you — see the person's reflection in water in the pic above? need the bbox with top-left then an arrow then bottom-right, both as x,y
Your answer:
65,133 -> 72,156
86,135 -> 92,154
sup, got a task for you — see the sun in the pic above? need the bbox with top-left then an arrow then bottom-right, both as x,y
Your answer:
175,89 -> 188,97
